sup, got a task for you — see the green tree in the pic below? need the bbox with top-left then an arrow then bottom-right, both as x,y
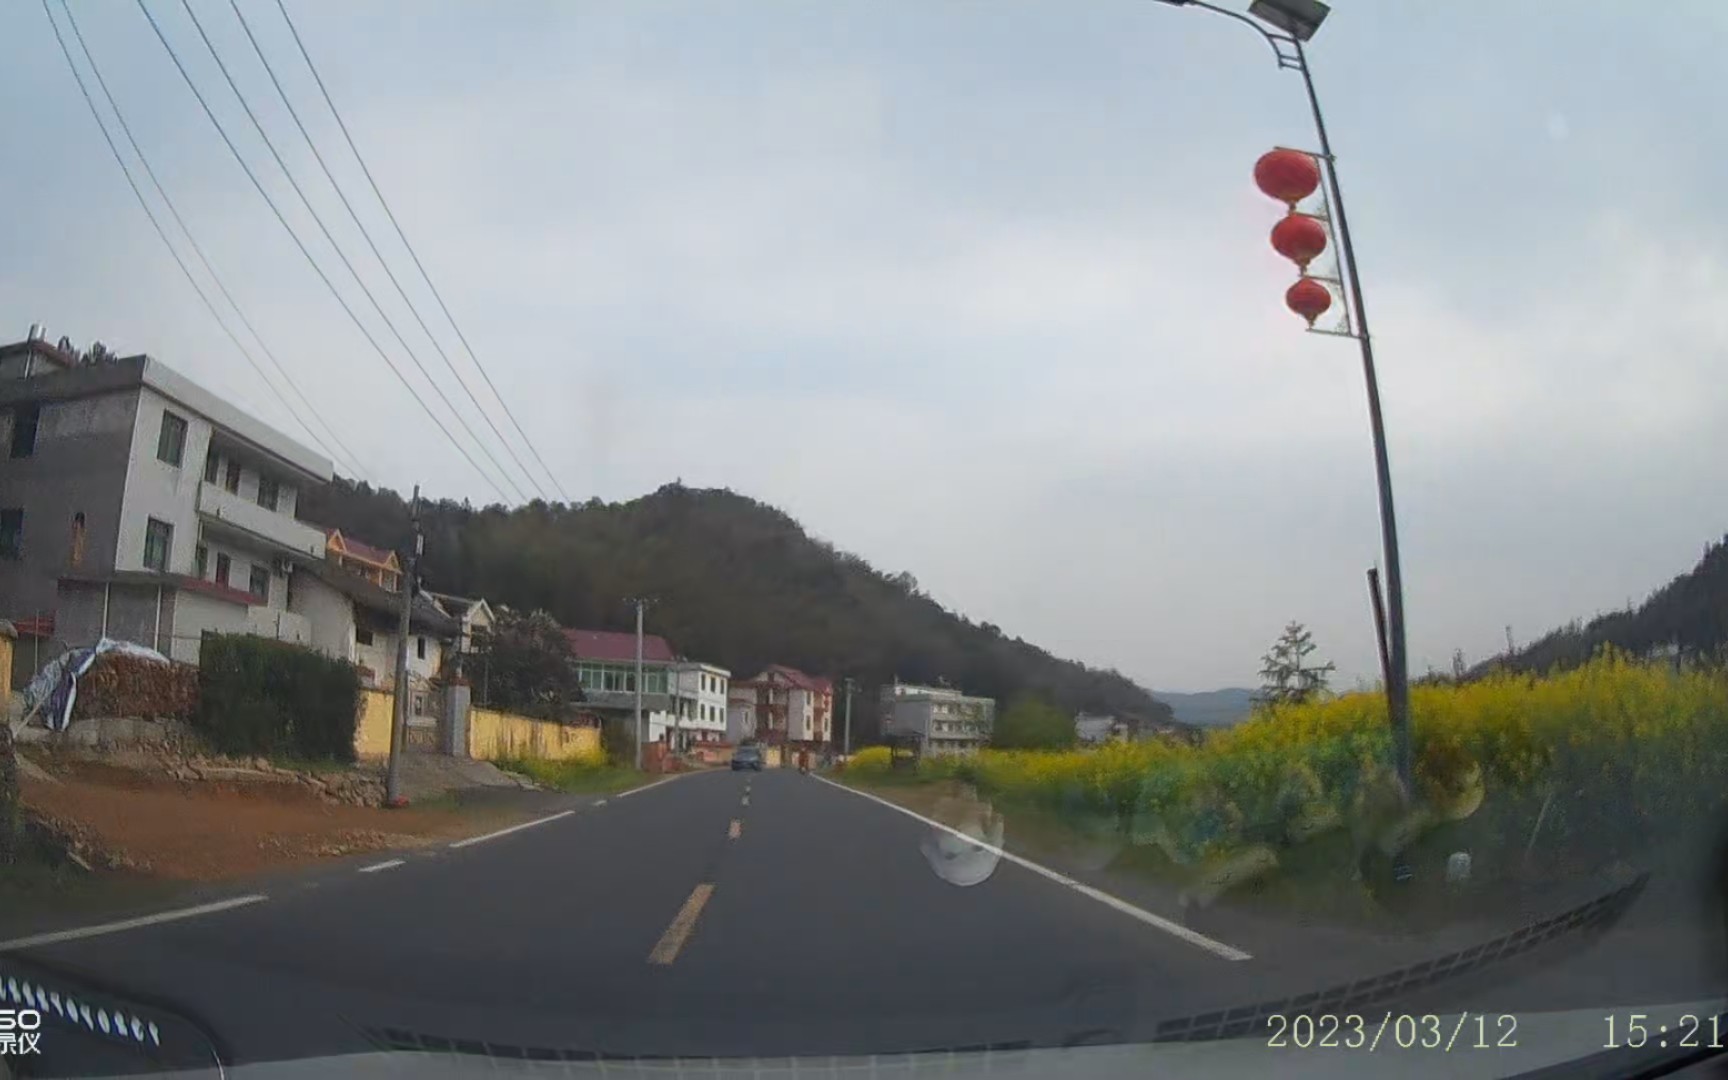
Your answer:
990,694 -> 1076,750
1256,621 -> 1336,707
475,608 -> 583,718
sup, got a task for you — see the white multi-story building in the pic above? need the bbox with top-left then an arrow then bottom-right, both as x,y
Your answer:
881,680 -> 996,755
667,661 -> 730,748
0,331 -> 333,670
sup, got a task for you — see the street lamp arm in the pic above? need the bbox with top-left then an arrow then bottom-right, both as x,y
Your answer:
1160,0 -> 1294,64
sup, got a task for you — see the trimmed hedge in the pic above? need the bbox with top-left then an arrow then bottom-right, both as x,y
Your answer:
195,635 -> 362,762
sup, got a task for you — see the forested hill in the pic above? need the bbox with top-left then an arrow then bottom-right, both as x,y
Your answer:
299,480 -> 1172,732
1483,534 -> 1728,675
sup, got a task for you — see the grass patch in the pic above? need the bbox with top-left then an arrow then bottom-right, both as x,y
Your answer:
489,756 -> 643,795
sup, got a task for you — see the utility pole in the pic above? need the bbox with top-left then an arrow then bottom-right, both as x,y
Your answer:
384,485 -> 420,806
626,597 -> 650,770
842,677 -> 856,758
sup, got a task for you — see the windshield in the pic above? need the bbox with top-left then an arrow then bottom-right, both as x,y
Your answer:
2,2 -> 1721,1078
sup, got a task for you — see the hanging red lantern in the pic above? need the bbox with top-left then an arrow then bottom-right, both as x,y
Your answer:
1269,213 -> 1328,270
1285,277 -> 1332,327
1254,149 -> 1321,208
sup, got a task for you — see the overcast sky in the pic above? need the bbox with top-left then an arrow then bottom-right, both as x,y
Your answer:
3,1 -> 1723,692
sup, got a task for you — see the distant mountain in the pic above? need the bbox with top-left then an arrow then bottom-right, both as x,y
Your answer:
299,480 -> 1175,744
1153,688 -> 1255,728
1480,533 -> 1728,677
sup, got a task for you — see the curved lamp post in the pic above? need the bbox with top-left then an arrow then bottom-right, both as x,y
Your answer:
1156,0 -> 1413,810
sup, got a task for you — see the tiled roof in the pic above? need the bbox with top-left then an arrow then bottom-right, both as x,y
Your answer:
761,665 -> 832,694
326,529 -> 398,568
563,628 -> 676,663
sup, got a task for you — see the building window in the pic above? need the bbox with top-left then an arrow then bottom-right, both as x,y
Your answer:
256,476 -> 279,512
157,412 -> 187,466
416,636 -> 426,660
215,552 -> 231,586
224,460 -> 241,494
70,512 -> 86,568
194,543 -> 208,578
203,450 -> 219,484
0,508 -> 21,561
356,628 -> 375,647
248,565 -> 269,603
143,518 -> 172,571
10,405 -> 39,459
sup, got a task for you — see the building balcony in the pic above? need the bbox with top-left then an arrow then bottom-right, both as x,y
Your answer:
197,481 -> 326,560
245,606 -> 312,649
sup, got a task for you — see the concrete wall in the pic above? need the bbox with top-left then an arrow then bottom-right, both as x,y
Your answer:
469,708 -> 602,763
355,687 -> 394,758
288,570 -> 356,664
0,388 -> 137,618
169,588 -> 248,664
115,386 -> 209,576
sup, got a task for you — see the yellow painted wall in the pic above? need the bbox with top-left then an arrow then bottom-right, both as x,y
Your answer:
355,688 -> 395,758
0,630 -> 12,702
469,707 -> 602,763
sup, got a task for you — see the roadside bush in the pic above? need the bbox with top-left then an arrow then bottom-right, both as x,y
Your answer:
72,654 -> 198,720
195,635 -> 362,762
846,746 -> 892,775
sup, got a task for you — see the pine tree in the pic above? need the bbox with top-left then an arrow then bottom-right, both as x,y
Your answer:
1256,621 -> 1336,707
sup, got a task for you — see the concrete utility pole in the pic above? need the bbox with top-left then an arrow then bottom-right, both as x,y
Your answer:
626,597 -> 650,770
842,677 -> 856,758
385,485 -> 421,805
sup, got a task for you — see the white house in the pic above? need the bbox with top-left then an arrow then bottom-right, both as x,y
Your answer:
0,332 -> 333,670
666,661 -> 730,748
881,680 -> 996,755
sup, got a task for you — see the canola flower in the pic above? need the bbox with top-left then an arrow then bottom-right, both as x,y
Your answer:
848,651 -> 1728,865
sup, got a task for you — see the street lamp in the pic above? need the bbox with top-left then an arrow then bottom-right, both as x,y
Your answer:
1154,0 -> 1413,810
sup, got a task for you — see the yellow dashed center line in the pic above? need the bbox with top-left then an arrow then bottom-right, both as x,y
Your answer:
647,884 -> 714,966
728,819 -> 742,840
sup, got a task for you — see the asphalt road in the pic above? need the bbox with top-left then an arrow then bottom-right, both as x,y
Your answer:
5,768 -> 1726,1071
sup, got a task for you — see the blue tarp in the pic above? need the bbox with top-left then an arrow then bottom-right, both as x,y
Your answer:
19,638 -> 171,732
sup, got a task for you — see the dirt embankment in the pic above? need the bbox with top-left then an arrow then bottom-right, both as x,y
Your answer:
17,754 -> 543,882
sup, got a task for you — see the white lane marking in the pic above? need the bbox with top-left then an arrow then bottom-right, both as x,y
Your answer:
0,895 -> 268,952
357,859 -> 404,874
728,819 -> 742,840
593,798 -> 609,807
448,810 -> 575,849
614,773 -> 688,799
813,776 -> 1253,962
741,794 -> 750,807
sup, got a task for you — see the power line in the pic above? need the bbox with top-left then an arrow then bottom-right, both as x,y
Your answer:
223,0 -> 551,503
133,0 -> 512,504
43,0 -> 363,482
168,0 -> 528,504
55,0 -> 369,483
274,0 -> 572,504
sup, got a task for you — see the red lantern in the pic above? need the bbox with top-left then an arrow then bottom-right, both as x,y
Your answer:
1270,213 -> 1328,271
1285,277 -> 1332,327
1254,149 -> 1321,208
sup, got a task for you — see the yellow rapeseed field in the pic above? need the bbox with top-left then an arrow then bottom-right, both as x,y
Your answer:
850,651 -> 1728,866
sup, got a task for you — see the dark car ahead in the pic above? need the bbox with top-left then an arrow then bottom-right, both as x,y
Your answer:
732,745 -> 764,771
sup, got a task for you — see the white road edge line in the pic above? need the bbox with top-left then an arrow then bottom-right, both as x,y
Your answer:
448,810 -> 575,849
813,776 -> 1253,962
614,773 -> 687,799
357,859 -> 405,874
0,895 -> 269,952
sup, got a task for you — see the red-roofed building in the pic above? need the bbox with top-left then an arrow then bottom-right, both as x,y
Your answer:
560,626 -> 730,749
728,665 -> 833,755
325,529 -> 401,593
562,627 -> 675,664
